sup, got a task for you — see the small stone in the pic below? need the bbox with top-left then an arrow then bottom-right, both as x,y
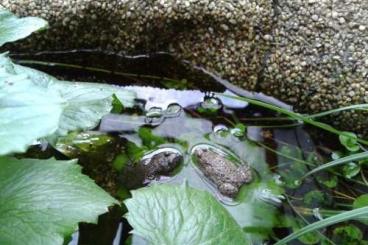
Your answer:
220,24 -> 229,31
263,34 -> 272,41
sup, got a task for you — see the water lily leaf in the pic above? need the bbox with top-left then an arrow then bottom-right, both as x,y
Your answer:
0,9 -> 48,46
124,183 -> 249,245
0,157 -> 118,245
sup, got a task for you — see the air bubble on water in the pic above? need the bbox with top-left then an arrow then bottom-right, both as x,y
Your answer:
213,124 -> 229,137
145,107 -> 164,124
273,174 -> 283,185
258,188 -> 284,206
230,127 -> 244,137
294,180 -> 301,186
312,208 -> 323,220
165,103 -> 182,118
200,96 -> 222,110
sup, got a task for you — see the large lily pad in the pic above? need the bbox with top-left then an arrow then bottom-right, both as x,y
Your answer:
0,157 -> 118,245
125,183 -> 249,245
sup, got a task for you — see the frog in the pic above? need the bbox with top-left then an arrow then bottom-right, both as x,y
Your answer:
120,150 -> 182,189
141,151 -> 182,180
193,148 -> 252,197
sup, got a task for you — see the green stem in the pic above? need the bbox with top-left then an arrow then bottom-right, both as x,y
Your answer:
219,94 -> 368,145
308,104 -> 368,118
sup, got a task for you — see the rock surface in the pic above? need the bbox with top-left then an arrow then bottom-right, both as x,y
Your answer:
2,0 -> 368,134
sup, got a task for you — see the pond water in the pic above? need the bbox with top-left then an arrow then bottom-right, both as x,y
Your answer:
14,50 -> 368,244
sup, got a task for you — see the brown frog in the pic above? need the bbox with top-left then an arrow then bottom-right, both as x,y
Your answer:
194,148 -> 252,197
119,150 -> 182,189
142,151 -> 182,180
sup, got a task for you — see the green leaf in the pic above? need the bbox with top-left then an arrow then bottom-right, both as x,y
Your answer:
353,194 -> 368,209
274,206 -> 368,245
316,174 -> 338,188
111,94 -> 124,113
49,80 -> 135,136
303,151 -> 368,178
0,9 -> 48,46
124,183 -> 249,245
0,54 -> 64,155
342,162 -> 360,178
339,132 -> 360,152
231,123 -> 247,137
332,225 -> 364,245
138,127 -> 166,148
0,54 -> 136,154
290,218 -> 320,245
0,157 -> 118,245
303,190 -> 331,208
14,59 -> 136,135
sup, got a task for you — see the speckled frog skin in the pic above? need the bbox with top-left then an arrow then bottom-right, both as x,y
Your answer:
194,148 -> 252,197
142,151 -> 182,180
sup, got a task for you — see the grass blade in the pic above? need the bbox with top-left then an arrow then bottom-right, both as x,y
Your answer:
220,94 -> 368,145
309,104 -> 368,118
303,151 -> 368,178
274,206 -> 368,245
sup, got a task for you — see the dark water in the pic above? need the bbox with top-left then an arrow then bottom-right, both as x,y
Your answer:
13,50 -> 367,245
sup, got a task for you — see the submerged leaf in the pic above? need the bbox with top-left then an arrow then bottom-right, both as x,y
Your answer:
0,157 -> 117,245
125,183 -> 249,245
0,9 -> 47,46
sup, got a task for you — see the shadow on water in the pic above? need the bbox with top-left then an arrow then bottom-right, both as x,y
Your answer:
13,50 -> 365,244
